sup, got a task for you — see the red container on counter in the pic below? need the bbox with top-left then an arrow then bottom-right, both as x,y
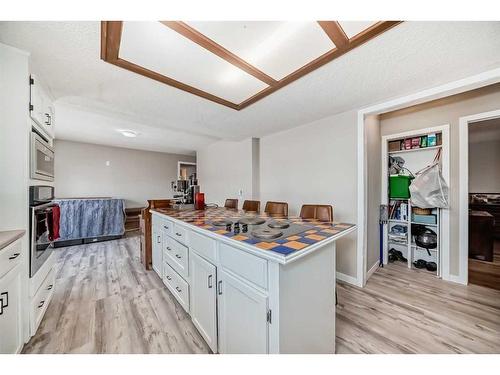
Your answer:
195,192 -> 205,210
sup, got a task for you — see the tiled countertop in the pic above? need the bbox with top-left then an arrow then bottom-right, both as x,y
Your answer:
151,207 -> 355,262
0,229 -> 25,251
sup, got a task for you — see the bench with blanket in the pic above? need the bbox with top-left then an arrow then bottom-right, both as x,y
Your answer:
53,198 -> 125,247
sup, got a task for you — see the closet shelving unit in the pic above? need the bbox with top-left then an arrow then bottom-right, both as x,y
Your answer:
384,131 -> 443,277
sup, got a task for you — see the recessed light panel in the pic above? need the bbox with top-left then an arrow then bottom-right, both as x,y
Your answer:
186,21 -> 335,81
119,21 -> 269,104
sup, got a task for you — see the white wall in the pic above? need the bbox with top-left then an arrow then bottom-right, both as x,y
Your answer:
260,110 -> 358,277
469,140 -> 500,193
197,138 -> 258,207
55,140 -> 195,208
365,115 -> 381,272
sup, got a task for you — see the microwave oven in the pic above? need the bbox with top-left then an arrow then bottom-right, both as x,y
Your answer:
31,131 -> 54,181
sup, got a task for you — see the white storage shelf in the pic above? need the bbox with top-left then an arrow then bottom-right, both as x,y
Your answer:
385,133 -> 442,277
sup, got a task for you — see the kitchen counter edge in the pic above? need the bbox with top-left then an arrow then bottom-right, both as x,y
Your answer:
0,230 -> 25,252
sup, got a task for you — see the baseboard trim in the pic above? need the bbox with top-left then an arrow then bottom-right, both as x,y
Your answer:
366,261 -> 379,281
445,273 -> 467,285
336,272 -> 360,286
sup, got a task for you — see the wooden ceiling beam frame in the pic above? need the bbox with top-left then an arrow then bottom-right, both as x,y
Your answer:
113,57 -> 240,110
100,21 -> 402,111
101,21 -> 123,61
237,21 -> 402,110
160,21 -> 278,86
317,21 -> 349,50
101,21 -> 240,110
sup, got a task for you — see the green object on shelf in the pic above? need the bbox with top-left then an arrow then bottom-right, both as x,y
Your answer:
389,175 -> 414,199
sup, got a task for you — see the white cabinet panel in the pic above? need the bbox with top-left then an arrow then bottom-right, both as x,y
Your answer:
217,269 -> 268,354
0,265 -> 22,354
163,262 -> 189,312
172,223 -> 188,245
152,227 -> 163,277
219,243 -> 268,289
190,252 -> 217,352
29,75 -> 55,139
164,237 -> 188,279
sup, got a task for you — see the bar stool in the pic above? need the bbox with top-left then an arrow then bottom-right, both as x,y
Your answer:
242,200 -> 260,213
264,201 -> 288,217
224,199 -> 238,209
299,204 -> 334,222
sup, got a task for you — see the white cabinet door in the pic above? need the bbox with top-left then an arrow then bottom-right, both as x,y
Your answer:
29,75 -> 55,138
217,269 -> 268,354
190,252 -> 217,352
152,228 -> 162,277
0,266 -> 22,354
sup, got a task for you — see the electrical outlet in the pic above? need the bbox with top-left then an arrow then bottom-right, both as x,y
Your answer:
105,161 -> 110,166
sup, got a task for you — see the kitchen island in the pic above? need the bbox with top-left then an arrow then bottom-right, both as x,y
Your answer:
150,206 -> 355,354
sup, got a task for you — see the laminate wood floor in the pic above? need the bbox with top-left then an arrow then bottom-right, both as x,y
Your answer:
336,261 -> 500,353
22,235 -> 211,354
23,237 -> 500,354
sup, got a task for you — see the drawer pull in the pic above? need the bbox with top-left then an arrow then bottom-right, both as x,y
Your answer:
175,232 -> 182,237
9,253 -> 20,260
166,246 -> 172,251
208,274 -> 213,288
218,280 -> 223,295
0,292 -> 8,315
175,286 -> 182,293
175,254 -> 182,259
157,236 -> 161,243
38,300 -> 45,309
166,276 -> 172,281
163,225 -> 169,230
47,284 -> 53,290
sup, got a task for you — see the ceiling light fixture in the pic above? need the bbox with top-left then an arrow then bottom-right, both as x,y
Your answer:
117,129 -> 139,137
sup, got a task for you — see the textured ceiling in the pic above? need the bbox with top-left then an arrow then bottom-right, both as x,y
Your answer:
0,21 -> 499,154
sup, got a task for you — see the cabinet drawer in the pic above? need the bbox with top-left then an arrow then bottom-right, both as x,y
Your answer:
172,223 -> 188,245
164,237 -> 189,279
161,217 -> 173,236
219,243 -> 268,290
163,262 -> 189,312
31,267 -> 55,333
190,231 -> 217,263
0,240 -> 22,279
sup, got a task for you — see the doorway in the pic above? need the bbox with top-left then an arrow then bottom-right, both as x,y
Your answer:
459,110 -> 500,289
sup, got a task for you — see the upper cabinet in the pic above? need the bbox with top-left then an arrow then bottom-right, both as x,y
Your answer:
29,75 -> 55,139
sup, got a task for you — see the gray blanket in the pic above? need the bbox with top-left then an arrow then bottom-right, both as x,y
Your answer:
54,198 -> 125,240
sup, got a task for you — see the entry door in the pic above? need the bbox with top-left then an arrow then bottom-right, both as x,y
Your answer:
217,269 -> 268,354
190,252 -> 217,352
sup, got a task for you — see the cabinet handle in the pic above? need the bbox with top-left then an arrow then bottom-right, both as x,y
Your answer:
9,253 -> 20,260
38,300 -> 45,309
166,246 -> 171,251
0,292 -> 8,315
157,235 -> 161,243
218,280 -> 223,295
47,284 -> 53,290
166,276 -> 172,281
208,274 -> 213,288
175,232 -> 182,237
163,225 -> 169,230
175,286 -> 182,293
175,254 -> 182,259
45,113 -> 50,125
